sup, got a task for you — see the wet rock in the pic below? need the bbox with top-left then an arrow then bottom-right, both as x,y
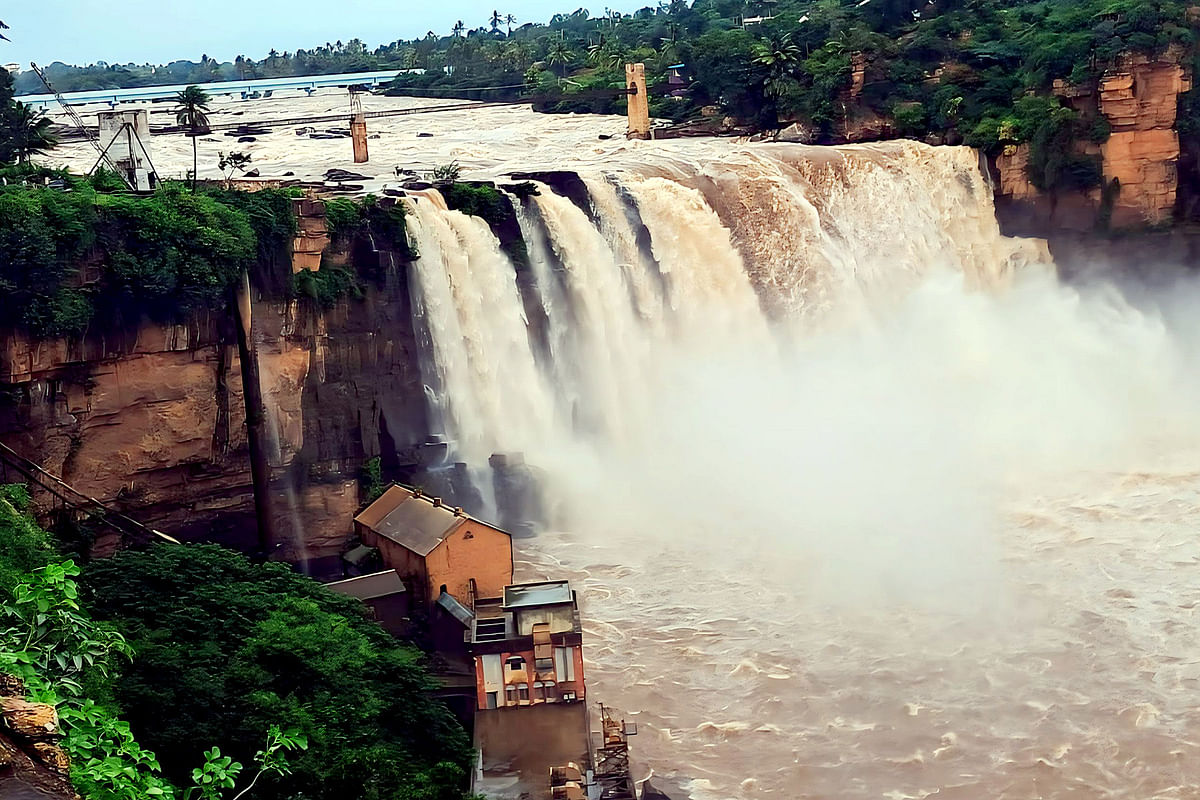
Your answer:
489,452 -> 547,537
244,168 -> 260,178
324,168 -> 373,182
417,132 -> 434,137
0,699 -> 58,738
776,122 -> 816,143
28,743 -> 68,775
237,136 -> 256,143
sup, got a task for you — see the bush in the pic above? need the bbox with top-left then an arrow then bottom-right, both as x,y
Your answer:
79,544 -> 476,800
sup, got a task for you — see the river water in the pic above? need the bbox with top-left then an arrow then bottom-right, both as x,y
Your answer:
48,97 -> 1200,798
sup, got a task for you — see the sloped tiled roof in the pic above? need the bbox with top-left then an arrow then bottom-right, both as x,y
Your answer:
354,485 -> 508,557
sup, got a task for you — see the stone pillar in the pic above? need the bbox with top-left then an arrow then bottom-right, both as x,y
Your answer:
625,63 -> 651,140
351,113 -> 369,163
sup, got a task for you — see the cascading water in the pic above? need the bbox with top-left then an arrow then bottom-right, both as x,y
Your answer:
404,140 -> 1200,799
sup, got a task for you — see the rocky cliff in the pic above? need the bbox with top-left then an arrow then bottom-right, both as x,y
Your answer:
0,199 -> 429,577
995,49 -> 1192,231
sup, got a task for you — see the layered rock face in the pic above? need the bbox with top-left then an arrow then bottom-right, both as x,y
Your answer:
995,49 -> 1192,230
0,201 -> 429,577
1099,51 -> 1191,226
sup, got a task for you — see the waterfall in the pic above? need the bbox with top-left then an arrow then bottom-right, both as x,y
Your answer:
400,142 -> 1200,798
406,142 -> 1039,474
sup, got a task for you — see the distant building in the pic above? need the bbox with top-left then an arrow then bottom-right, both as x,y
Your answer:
324,569 -> 408,634
354,484 -> 513,609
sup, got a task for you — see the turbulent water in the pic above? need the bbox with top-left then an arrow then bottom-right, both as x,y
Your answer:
404,140 -> 1200,799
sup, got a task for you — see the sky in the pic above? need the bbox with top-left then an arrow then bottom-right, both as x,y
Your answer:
0,0 -> 656,69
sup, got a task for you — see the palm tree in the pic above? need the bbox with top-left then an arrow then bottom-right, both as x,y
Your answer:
505,13 -> 517,35
489,10 -> 503,33
173,85 -> 211,190
0,20 -> 9,42
8,103 -> 57,162
452,20 -> 466,38
546,40 -> 574,78
753,33 -> 803,96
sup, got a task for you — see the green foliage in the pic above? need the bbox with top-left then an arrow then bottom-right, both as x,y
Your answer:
431,161 -> 463,182
0,181 -> 299,339
80,544 -> 476,800
360,456 -> 385,503
293,266 -> 363,308
0,493 -> 175,800
439,182 -> 506,227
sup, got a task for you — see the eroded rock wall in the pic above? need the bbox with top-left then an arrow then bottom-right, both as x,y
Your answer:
0,211 -> 428,577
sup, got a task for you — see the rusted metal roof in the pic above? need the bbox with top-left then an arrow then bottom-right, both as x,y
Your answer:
354,484 -> 508,557
325,569 -> 406,600
503,580 -> 573,609
436,590 -> 475,627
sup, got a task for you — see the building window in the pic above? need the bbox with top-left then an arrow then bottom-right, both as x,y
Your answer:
505,685 -> 518,704
562,690 -> 577,702
542,681 -> 557,702
554,646 -> 575,682
505,656 -> 526,672
532,681 -> 544,701
486,691 -> 498,709
517,683 -> 529,701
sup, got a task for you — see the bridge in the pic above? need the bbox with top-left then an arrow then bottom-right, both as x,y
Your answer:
20,69 -> 414,109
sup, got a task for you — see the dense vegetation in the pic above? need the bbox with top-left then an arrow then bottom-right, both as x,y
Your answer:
0,171 -> 300,338
80,544 -> 475,800
10,0 -> 1199,194
0,488 -> 476,800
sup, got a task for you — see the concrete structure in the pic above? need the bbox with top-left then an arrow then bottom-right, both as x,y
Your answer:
351,113 -> 369,163
625,63 -> 650,140
97,109 -> 155,191
471,580 -> 586,710
353,484 -> 513,609
325,569 -> 408,634
467,580 -> 591,799
21,69 -> 414,109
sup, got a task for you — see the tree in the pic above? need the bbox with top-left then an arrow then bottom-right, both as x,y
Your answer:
173,85 -> 211,191
6,102 -> 58,163
0,19 -> 9,42
452,20 -> 466,38
490,9 -> 503,33
80,544 -> 476,800
218,151 -> 252,188
753,33 -> 803,97
547,40 -> 574,77
506,13 -> 517,35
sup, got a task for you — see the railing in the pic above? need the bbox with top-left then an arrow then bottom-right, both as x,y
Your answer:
0,440 -> 178,547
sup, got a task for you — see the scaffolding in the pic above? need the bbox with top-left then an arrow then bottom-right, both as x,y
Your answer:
594,704 -> 637,800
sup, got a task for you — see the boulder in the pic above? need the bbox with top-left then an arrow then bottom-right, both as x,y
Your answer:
29,742 -> 69,775
776,122 -> 816,143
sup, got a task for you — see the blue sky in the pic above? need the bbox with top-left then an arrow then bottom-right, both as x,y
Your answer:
1,1 -> 655,68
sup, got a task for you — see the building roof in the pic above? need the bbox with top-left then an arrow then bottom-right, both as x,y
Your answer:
342,543 -> 379,566
503,580 -> 573,609
355,484 -> 508,557
325,569 -> 406,600
436,590 -> 475,628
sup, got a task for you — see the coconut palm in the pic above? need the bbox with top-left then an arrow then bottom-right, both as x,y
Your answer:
173,85 -> 211,190
505,13 -> 517,35
546,40 -> 574,78
489,10 -> 503,33
0,20 -> 9,42
753,33 -> 803,96
7,103 -> 57,162
452,20 -> 466,38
